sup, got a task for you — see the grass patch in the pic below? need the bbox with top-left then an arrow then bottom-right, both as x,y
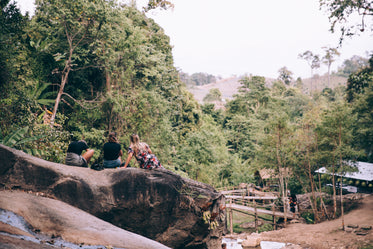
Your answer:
227,210 -> 276,234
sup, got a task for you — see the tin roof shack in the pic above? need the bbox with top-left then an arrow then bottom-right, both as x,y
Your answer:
316,161 -> 373,193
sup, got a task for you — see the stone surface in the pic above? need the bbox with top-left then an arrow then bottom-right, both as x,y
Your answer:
361,225 -> 372,230
347,224 -> 359,229
241,235 -> 261,247
0,144 -> 226,249
0,190 -> 170,249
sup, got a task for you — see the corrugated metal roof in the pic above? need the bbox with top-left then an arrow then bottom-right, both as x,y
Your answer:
315,161 -> 373,181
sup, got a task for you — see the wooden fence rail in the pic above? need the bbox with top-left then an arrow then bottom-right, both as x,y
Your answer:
222,187 -> 298,234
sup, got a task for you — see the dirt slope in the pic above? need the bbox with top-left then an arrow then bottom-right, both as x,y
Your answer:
260,194 -> 373,249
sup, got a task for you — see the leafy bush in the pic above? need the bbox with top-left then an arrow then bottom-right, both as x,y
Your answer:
301,211 -> 315,224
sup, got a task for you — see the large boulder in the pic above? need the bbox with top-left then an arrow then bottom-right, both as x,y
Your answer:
0,144 -> 226,249
0,190 -> 171,249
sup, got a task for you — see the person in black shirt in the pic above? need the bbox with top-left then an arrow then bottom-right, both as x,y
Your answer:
103,132 -> 123,168
289,194 -> 297,215
65,139 -> 94,167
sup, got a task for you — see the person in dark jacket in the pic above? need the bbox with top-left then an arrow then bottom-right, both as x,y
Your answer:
103,132 -> 123,168
65,139 -> 94,167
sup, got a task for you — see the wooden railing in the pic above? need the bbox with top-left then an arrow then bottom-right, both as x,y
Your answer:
220,186 -> 298,233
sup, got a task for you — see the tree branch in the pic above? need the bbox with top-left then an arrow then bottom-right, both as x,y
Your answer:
61,92 -> 105,110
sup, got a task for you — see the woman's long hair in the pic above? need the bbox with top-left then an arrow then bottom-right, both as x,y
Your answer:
130,134 -> 146,154
108,132 -> 118,143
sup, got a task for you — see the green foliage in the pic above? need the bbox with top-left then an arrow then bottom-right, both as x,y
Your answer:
0,126 -> 43,148
224,155 -> 254,186
201,103 -> 224,125
1,0 -> 372,195
257,223 -> 274,233
349,56 -> 373,162
317,101 -> 362,169
203,88 -> 222,103
176,115 -> 228,184
278,66 -> 293,85
26,81 -> 56,108
225,115 -> 256,160
0,124 -> 70,162
180,72 -> 218,86
337,55 -> 369,77
301,211 -> 315,224
346,66 -> 373,103
28,125 -> 71,162
0,0 -> 27,84
287,177 -> 303,195
143,0 -> 174,12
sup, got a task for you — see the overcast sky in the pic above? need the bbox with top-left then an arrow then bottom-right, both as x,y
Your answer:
16,0 -> 373,79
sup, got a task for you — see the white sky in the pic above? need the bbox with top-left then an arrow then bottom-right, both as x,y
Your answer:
16,0 -> 373,79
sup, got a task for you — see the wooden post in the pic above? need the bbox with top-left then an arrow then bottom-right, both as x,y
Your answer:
254,200 -> 258,233
229,198 -> 233,235
272,204 -> 276,230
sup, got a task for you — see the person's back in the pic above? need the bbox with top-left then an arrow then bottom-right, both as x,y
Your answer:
67,140 -> 88,155
103,132 -> 123,168
103,142 -> 121,160
65,140 -> 94,167
122,133 -> 162,169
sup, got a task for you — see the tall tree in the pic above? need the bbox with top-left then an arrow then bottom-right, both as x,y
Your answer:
278,66 -> 293,85
0,0 -> 31,133
322,47 -> 340,88
32,0 -> 113,125
349,55 -> 373,162
298,51 -> 320,93
316,101 -> 361,219
237,75 -> 269,115
260,113 -> 293,225
225,115 -> 256,161
0,0 -> 27,85
293,106 -> 322,222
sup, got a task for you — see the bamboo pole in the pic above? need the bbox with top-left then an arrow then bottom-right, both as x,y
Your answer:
229,198 -> 233,234
254,200 -> 258,233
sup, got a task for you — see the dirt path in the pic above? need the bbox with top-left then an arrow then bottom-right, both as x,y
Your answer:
259,194 -> 373,249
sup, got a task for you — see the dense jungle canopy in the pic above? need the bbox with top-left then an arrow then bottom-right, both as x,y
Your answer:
1,0 -> 372,213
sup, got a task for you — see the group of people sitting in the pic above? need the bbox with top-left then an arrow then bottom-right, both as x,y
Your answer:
65,133 -> 163,170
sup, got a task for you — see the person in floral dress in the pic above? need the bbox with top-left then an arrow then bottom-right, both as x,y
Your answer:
122,134 -> 163,169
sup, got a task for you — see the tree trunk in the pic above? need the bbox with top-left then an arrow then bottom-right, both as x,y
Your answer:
327,64 -> 331,88
340,175 -> 345,230
50,26 -> 75,125
50,61 -> 71,125
332,164 -> 337,218
106,70 -> 111,92
339,125 -> 345,230
307,153 -> 319,222
275,128 -> 287,227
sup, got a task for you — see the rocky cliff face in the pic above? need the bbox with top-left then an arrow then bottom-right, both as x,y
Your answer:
0,144 -> 226,249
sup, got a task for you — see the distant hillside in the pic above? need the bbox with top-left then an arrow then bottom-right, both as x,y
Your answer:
301,74 -> 348,93
187,74 -> 348,104
187,76 -> 242,103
